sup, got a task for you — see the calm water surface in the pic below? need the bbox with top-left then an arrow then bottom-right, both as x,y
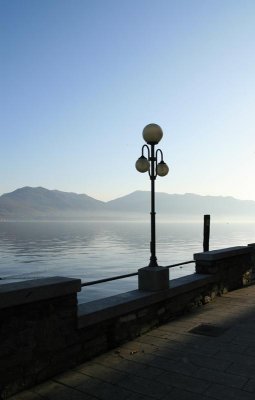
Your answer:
0,221 -> 254,302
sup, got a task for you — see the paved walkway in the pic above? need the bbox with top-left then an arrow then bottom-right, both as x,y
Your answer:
11,284 -> 255,400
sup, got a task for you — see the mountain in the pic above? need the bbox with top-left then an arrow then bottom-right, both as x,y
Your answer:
106,191 -> 255,221
0,187 -> 255,221
0,187 -> 105,220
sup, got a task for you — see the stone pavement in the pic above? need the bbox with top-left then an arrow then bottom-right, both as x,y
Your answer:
10,284 -> 255,400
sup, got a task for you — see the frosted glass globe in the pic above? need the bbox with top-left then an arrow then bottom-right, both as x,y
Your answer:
156,161 -> 169,177
135,156 -> 150,173
143,123 -> 163,144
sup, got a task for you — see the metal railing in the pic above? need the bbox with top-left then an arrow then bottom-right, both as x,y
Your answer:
81,260 -> 195,287
0,260 -> 195,284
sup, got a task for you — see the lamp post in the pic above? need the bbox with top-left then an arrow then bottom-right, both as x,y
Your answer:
135,123 -> 169,286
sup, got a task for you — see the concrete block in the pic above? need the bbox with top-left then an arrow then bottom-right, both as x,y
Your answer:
138,266 -> 169,291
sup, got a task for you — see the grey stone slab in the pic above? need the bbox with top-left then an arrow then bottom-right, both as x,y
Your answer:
7,391 -> 43,400
114,341 -> 158,358
94,356 -> 164,379
53,370 -> 94,388
159,316 -> 204,329
97,353 -> 131,368
218,342 -> 249,354
245,346 -> 255,357
151,347 -> 182,362
227,359 -> 255,378
205,383 -> 255,400
125,393 -> 151,400
32,380 -> 95,400
161,387 -> 212,400
124,337 -> 162,353
118,375 -> 170,399
157,349 -> 232,372
113,348 -> 156,365
195,367 -> 248,388
153,327 -> 203,343
231,334 -> 255,347
133,353 -> 177,371
244,378 -> 255,393
214,350 -> 255,366
147,327 -> 221,356
0,276 -> 81,309
77,378 -> 132,400
141,354 -> 199,377
135,333 -> 170,348
75,361 -> 127,383
156,371 -> 210,394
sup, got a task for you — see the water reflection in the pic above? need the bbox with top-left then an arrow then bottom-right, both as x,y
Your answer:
0,221 -> 254,302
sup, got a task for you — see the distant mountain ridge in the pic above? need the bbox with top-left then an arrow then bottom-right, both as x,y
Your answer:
0,186 -> 254,221
0,187 -> 105,220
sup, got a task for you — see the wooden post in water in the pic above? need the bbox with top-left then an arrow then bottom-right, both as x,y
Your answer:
203,214 -> 210,252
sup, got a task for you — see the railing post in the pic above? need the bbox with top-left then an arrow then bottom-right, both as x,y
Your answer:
203,214 -> 210,252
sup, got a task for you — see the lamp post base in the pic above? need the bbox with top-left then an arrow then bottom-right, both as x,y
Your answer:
138,266 -> 169,291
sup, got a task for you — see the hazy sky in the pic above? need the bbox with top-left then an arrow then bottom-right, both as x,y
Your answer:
1,0 -> 255,201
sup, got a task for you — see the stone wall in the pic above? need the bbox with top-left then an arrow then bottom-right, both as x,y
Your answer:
0,277 -> 81,397
194,246 -> 254,289
0,245 -> 254,398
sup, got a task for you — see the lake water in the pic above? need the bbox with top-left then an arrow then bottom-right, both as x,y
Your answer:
0,221 -> 254,303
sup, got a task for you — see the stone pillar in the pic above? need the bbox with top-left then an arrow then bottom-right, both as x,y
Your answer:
0,276 -> 81,398
138,266 -> 169,291
194,246 -> 254,291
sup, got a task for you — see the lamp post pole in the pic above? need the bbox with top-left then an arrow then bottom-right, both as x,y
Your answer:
135,124 -> 169,269
150,143 -> 157,267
